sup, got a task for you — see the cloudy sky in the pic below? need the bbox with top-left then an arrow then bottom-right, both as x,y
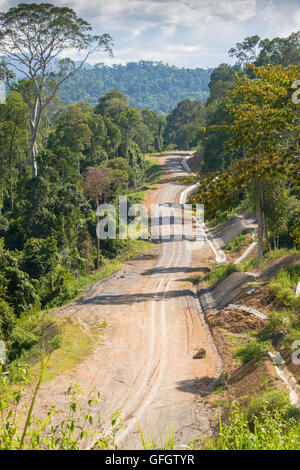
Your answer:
1,0 -> 300,68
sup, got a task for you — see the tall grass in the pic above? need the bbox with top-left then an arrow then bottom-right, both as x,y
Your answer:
234,340 -> 271,365
137,422 -> 175,450
224,232 -> 247,253
0,362 -> 121,450
269,266 -> 300,309
206,395 -> 300,450
205,264 -> 239,286
203,248 -> 299,287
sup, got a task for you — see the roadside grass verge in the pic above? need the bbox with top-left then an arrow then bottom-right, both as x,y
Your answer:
144,153 -> 163,184
223,231 -> 248,253
238,247 -> 298,273
205,392 -> 300,450
207,202 -> 248,230
28,319 -> 107,384
205,264 -> 239,286
3,239 -> 153,386
258,309 -> 291,341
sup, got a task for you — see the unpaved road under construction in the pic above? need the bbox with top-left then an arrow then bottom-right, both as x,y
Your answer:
33,153 -> 220,449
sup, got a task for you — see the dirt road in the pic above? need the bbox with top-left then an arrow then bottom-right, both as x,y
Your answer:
33,153 -> 219,449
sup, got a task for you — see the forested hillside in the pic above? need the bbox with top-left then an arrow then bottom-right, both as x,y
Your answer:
59,61 -> 212,115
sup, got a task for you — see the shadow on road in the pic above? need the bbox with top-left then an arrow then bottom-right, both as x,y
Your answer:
176,377 -> 216,396
81,289 -> 195,305
142,266 -> 209,276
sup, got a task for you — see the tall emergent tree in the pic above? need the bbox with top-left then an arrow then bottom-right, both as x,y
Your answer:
0,3 -> 113,177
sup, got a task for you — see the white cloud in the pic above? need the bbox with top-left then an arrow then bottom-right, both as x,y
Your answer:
161,24 -> 176,37
2,0 -> 300,68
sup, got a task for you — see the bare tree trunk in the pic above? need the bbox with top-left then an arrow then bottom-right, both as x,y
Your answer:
96,217 -> 100,269
258,180 -> 270,253
96,196 -> 100,269
30,122 -> 38,178
261,206 -> 271,252
256,204 -> 263,261
256,180 -> 264,261
29,98 -> 42,178
9,123 -> 17,211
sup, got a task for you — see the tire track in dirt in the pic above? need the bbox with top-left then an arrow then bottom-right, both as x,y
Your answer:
114,157 -> 214,448
114,244 -> 183,446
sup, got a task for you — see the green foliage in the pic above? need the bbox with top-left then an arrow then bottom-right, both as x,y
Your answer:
59,61 -> 211,115
269,267 -> 300,309
224,231 -> 247,252
247,389 -> 300,429
0,365 -> 121,449
0,298 -> 15,340
259,310 -> 291,341
205,263 -> 238,286
0,2 -> 113,177
163,99 -> 203,149
2,267 -> 39,315
206,396 -> 300,450
229,32 -> 300,67
235,340 -> 271,364
0,82 -> 164,369
7,311 -> 53,361
21,237 -> 58,280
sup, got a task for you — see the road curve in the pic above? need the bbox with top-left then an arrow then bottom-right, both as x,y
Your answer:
32,153 -> 219,449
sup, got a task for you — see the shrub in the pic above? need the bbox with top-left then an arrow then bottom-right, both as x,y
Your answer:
0,299 -> 15,340
259,310 -> 291,340
247,390 -> 290,425
235,340 -> 271,364
21,237 -> 58,280
269,267 -> 300,309
3,267 -> 40,315
206,400 -> 300,450
7,311 -> 54,361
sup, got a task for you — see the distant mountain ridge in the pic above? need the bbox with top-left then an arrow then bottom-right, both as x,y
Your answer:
59,61 -> 213,115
